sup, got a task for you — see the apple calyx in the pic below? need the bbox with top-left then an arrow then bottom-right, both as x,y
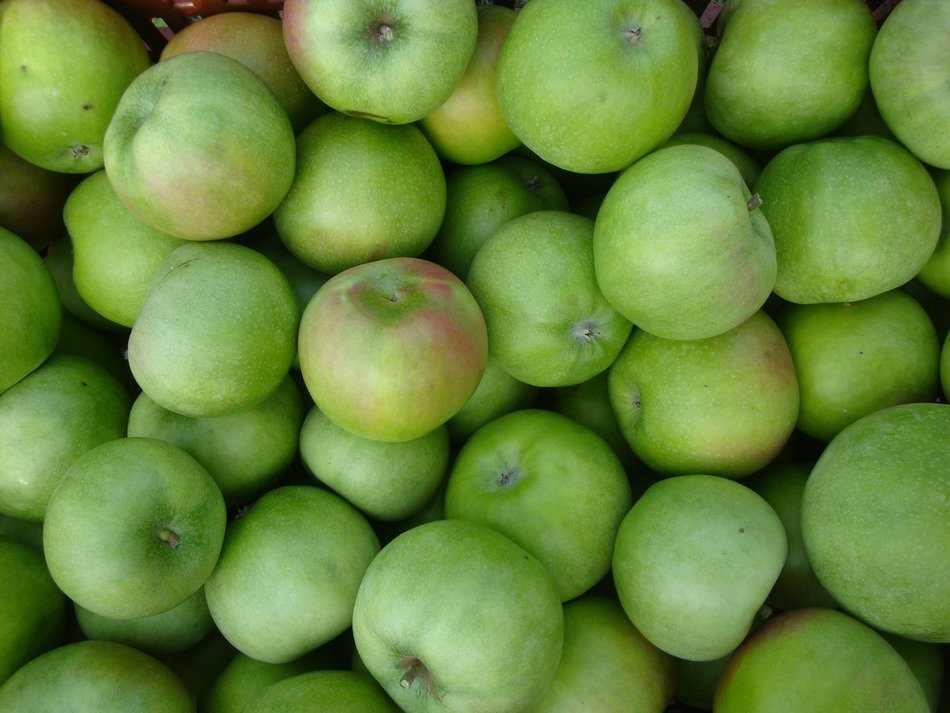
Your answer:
746,193 -> 763,212
399,655 -> 441,700
571,319 -> 602,344
622,26 -> 643,44
157,527 -> 181,548
370,17 -> 396,45
496,465 -> 522,487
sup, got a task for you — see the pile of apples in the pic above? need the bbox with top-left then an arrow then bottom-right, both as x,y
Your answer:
0,0 -> 947,711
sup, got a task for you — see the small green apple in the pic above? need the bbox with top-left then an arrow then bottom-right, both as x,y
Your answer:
245,671 -> 398,713
445,355 -> 537,445
0,142 -> 75,251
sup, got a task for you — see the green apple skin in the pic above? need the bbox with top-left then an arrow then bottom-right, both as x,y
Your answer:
298,257 -> 488,442
446,355 -> 536,445
882,634 -> 944,713
0,0 -> 149,173
747,463 -> 838,611
43,233 -> 122,333
594,144 -> 776,340
425,156 -> 568,281
352,519 -> 564,713
497,0 -> 702,173
608,312 -> 799,478
754,136 -> 941,304
282,0 -> 477,124
43,437 -> 227,620
705,0 -> 876,151
714,609 -> 929,713
0,355 -> 130,521
527,595 -> 673,712
205,486 -> 380,664
801,403 -> 950,642
778,291 -> 940,441
468,211 -> 632,387
75,587 -> 213,658
129,242 -> 298,418
64,170 -> 184,327
300,406 -> 448,522
0,640 -> 193,712
250,234 -> 328,318
446,409 -> 631,601
273,112 -> 445,274
870,0 -> 950,169
0,540 -> 66,685
127,377 -> 304,507
918,170 -> 949,298
0,143 -> 75,251
104,52 -> 295,241
613,475 -> 787,661
0,227 -> 60,393
660,132 -> 761,188
419,5 -> 519,165
159,11 -> 324,133
246,671 -> 398,713
53,312 -> 129,387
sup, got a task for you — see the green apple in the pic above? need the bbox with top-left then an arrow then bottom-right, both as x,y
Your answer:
53,312 -> 129,387
0,641 -> 192,712
425,155 -> 568,281
660,132 -> 761,188
159,11 -> 324,132
298,257 -> 488,442
282,0 -> 477,124
0,540 -> 66,684
882,634 -> 944,713
0,227 -> 60,393
608,311 -> 799,478
0,142 -> 75,251
802,403 -> 950,642
613,474 -> 787,661
714,608 -> 929,712
127,377 -> 304,506
0,355 -> 130,521
528,595 -> 673,712
594,144 -> 776,340
870,0 -> 950,169
43,233 -> 121,332
300,406 -> 448,521
754,136 -> 941,304
445,355 -> 537,445
104,52 -> 295,241
445,409 -> 632,601
418,5 -> 519,165
0,0 -> 149,173
468,211 -> 632,387
778,291 -> 940,441
273,112 -> 445,274
249,233 -> 328,319
917,169 -> 949,298
43,437 -> 226,620
128,242 -> 298,418
497,0 -> 702,173
353,519 -> 563,712
705,0 -> 876,150
205,486 -> 379,664
837,90 -> 897,141
245,671 -> 398,713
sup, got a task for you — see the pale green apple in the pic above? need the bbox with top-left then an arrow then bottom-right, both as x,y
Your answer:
0,142 -> 75,251
43,233 -> 121,332
445,355 -> 537,445
245,671 -> 398,713
917,170 -> 949,298
660,132 -> 761,188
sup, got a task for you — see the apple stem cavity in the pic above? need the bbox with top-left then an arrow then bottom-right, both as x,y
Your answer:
157,527 -> 181,548
399,655 -> 441,700
746,193 -> 763,212
372,20 -> 396,45
496,465 -> 522,487
571,319 -> 600,344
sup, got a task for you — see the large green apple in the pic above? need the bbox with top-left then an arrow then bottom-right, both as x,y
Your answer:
714,608 -> 929,712
801,403 -> 950,642
870,0 -> 950,169
298,257 -> 488,442
245,671 -> 398,713
0,0 -> 149,173
0,142 -> 75,251
204,486 -> 379,664
0,355 -> 129,521
43,437 -> 226,620
613,474 -> 787,661
917,169 -> 949,298
705,0 -> 876,150
754,136 -> 941,304
104,52 -> 295,241
594,144 -> 776,340
282,0 -> 477,124
273,112 -> 445,274
353,519 -> 563,712
496,0 -> 702,173
445,355 -> 537,445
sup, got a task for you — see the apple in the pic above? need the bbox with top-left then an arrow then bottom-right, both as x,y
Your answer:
160,631 -> 236,704
660,131 -> 761,188
917,169 -> 949,298
298,257 -> 488,442
0,355 -> 130,521
245,671 -> 398,713
754,136 -> 941,304
204,486 -> 380,664
103,51 -> 296,241
53,312 -> 129,387
352,519 -> 563,712
273,112 -> 446,274
882,634 -> 945,713
870,0 -> 950,169
704,0 -> 876,150
0,0 -> 149,173
43,233 -> 122,333
445,355 -> 537,445
282,0 -> 477,124
801,403 -> 950,642
0,142 -> 75,251
496,0 -> 702,173
593,144 -> 776,340
0,226 -> 61,393
837,90 -> 897,141
43,437 -> 227,619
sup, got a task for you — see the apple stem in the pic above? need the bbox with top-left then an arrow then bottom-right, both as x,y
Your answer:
746,193 -> 763,212
158,528 -> 181,548
399,655 -> 440,699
